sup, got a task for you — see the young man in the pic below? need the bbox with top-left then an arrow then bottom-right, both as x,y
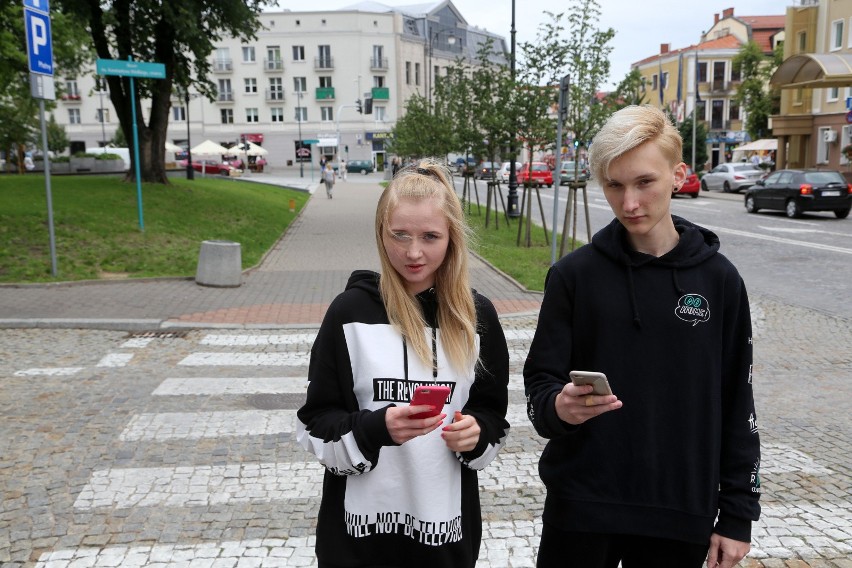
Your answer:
524,105 -> 760,568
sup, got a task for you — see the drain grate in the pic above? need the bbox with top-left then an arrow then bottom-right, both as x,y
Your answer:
247,394 -> 301,410
126,330 -> 190,339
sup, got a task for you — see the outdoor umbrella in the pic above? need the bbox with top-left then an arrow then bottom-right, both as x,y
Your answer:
191,139 -> 230,156
164,141 -> 183,153
227,140 -> 269,156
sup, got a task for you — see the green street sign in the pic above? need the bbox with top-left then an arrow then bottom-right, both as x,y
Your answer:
302,139 -> 319,144
96,58 -> 165,79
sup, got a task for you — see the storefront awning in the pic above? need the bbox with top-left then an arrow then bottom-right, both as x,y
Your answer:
770,53 -> 852,89
317,138 -> 338,147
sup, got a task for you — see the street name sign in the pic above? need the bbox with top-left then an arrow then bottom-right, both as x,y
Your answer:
96,58 -> 166,79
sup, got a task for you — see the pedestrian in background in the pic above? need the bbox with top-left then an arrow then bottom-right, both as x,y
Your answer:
340,158 -> 348,181
524,105 -> 760,568
323,162 -> 336,199
297,159 -> 510,567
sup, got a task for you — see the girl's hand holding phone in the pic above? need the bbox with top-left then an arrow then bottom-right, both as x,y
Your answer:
441,411 -> 480,452
385,405 -> 446,444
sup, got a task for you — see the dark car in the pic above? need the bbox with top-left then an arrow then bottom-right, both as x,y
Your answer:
454,156 -> 477,173
346,159 -> 374,174
744,169 -> 851,219
476,161 -> 501,180
674,167 -> 700,198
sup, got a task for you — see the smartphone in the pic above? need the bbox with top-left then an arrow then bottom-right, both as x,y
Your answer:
569,371 -> 613,396
409,385 -> 451,419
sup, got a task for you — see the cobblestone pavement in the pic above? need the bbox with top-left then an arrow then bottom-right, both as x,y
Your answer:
1,293 -> 850,567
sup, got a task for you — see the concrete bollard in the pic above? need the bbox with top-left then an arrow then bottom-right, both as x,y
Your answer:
195,240 -> 242,287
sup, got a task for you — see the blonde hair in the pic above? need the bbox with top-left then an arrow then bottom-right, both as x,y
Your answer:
375,158 -> 478,373
588,105 -> 683,183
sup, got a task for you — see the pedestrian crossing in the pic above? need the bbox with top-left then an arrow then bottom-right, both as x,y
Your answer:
24,325 -> 851,567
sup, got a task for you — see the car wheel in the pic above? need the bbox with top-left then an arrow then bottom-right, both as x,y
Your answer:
723,181 -> 732,192
690,191 -> 698,199
700,179 -> 708,191
785,199 -> 802,218
835,207 -> 851,219
745,195 -> 758,213
361,170 -> 368,175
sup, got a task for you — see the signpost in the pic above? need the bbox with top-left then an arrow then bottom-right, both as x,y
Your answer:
96,58 -> 166,231
24,0 -> 58,276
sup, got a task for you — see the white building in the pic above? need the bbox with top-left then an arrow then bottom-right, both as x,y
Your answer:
52,1 -> 507,171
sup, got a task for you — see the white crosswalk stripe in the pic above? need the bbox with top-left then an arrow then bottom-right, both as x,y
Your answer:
153,376 -> 308,395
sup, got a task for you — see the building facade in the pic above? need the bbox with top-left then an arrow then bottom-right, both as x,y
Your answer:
631,7 -> 784,169
51,1 -> 507,171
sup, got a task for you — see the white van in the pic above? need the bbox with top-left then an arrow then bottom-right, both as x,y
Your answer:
86,147 -> 131,169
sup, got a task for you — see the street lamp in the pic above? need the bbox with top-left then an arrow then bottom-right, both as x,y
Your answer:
295,90 -> 304,178
507,0 -> 519,218
184,90 -> 194,180
427,26 -> 457,106
97,76 -> 107,148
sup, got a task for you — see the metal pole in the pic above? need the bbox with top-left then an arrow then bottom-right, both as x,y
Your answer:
507,0 -> 519,217
552,75 -> 570,265
98,78 -> 106,148
39,98 -> 57,276
692,47 -> 697,174
128,58 -> 144,231
297,90 -> 304,178
185,91 -> 194,180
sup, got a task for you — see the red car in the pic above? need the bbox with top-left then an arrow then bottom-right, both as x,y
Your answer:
675,167 -> 700,198
182,159 -> 237,175
516,162 -> 553,188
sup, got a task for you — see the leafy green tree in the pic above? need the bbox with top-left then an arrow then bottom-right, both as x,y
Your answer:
110,126 -> 128,148
388,94 -> 450,159
679,111 -> 708,172
468,39 -> 515,177
46,114 -> 70,155
733,41 -> 782,141
57,0 -> 271,183
606,68 -> 647,109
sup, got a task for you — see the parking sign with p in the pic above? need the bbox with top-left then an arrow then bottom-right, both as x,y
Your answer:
24,0 -> 53,76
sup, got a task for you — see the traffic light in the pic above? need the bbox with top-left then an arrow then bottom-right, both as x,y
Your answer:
345,145 -> 349,153
364,97 -> 373,115
356,99 -> 362,114
574,139 -> 579,148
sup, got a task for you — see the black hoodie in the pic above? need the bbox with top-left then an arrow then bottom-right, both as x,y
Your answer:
524,216 -> 760,545
297,270 -> 510,567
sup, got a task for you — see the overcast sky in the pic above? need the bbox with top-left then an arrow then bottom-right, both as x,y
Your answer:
291,0 -> 787,88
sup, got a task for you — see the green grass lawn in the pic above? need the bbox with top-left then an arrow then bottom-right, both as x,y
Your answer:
0,174 -> 308,283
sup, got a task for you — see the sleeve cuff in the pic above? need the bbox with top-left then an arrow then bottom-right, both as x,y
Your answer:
714,513 -> 752,543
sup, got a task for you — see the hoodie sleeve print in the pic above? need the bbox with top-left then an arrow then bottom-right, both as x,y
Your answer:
296,298 -> 396,476
523,266 -> 579,439
714,275 -> 761,542
457,295 -> 510,470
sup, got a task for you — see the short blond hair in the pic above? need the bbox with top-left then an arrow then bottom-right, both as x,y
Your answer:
588,105 -> 683,183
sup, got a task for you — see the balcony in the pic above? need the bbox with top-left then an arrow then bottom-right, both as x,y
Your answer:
371,87 -> 389,101
266,89 -> 285,101
314,57 -> 334,70
316,87 -> 335,100
217,92 -> 234,102
710,81 -> 729,93
264,58 -> 283,71
213,59 -> 233,73
370,57 -> 388,71
61,94 -> 82,103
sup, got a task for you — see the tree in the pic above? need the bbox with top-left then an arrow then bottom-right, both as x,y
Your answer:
679,111 -> 709,172
387,94 -> 450,159
467,39 -> 515,175
606,68 -> 647,109
57,0 -> 271,183
733,41 -> 782,141
46,114 -> 69,155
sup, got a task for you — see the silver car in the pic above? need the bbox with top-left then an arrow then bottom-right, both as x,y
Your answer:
700,163 -> 764,193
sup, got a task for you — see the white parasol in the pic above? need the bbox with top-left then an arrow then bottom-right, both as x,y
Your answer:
227,140 -> 269,156
191,139 -> 230,156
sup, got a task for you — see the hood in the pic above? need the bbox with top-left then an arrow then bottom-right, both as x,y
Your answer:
345,269 -> 382,300
591,216 -> 720,327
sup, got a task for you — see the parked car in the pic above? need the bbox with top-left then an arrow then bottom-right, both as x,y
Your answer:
476,161 -> 501,180
744,169 -> 852,219
453,156 -> 477,173
674,166 -> 700,198
346,159 -> 374,174
700,162 -> 763,193
516,162 -> 553,188
558,161 -> 589,185
498,161 -> 523,183
185,160 -> 237,175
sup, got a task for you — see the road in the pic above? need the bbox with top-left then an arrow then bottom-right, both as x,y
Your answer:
456,178 -> 852,318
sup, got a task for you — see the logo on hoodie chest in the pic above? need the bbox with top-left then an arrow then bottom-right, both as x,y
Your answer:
675,294 -> 710,326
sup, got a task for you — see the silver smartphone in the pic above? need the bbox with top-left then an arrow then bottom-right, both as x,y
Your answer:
569,371 -> 613,396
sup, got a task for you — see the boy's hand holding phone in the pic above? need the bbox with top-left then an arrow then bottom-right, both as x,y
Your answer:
555,371 -> 623,425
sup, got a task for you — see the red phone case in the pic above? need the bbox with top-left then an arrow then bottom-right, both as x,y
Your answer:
409,385 -> 451,419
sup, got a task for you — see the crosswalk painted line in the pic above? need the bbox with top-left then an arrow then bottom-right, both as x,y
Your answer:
503,329 -> 535,342
178,352 -> 310,366
13,367 -> 84,376
120,337 -> 155,349
96,353 -> 134,367
200,333 -> 318,346
153,376 -> 308,396
119,409 -> 298,441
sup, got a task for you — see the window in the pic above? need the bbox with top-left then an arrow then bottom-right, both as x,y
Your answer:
797,31 -> 807,54
406,62 -> 411,85
731,64 -> 741,82
318,45 -> 332,68
68,108 -> 80,124
292,45 -> 305,61
415,63 -> 420,86
242,46 -> 255,63
65,79 -> 79,97
828,87 -> 840,102
221,108 -> 233,124
321,106 -> 333,122
266,46 -> 282,70
817,126 -> 830,163
713,61 -> 726,86
729,101 -> 740,121
294,77 -> 307,92
652,74 -> 658,90
373,75 -> 385,88
218,79 -> 232,100
246,108 -> 259,123
245,78 -> 257,93
95,109 -> 109,123
271,107 -> 284,123
697,61 -> 707,83
172,106 -> 186,121
661,72 -> 668,90
295,107 -> 307,122
849,18 -> 852,48
319,76 -> 333,88
269,77 -> 283,100
696,100 -> 706,120
374,106 -> 386,122
372,45 -> 385,68
711,100 -> 724,130
215,47 -> 231,71
831,19 -> 843,51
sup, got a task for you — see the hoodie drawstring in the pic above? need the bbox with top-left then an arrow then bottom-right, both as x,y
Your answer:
626,265 -> 642,328
672,269 -> 686,295
401,328 -> 439,382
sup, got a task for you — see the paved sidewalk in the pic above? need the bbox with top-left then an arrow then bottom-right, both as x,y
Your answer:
0,173 -> 542,330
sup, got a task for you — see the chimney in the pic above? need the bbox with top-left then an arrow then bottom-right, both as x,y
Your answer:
722,7 -> 734,19
660,43 -> 670,54
715,14 -> 720,24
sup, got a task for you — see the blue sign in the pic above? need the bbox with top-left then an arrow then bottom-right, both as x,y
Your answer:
24,6 -> 53,76
24,0 -> 49,10
96,58 -> 166,79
